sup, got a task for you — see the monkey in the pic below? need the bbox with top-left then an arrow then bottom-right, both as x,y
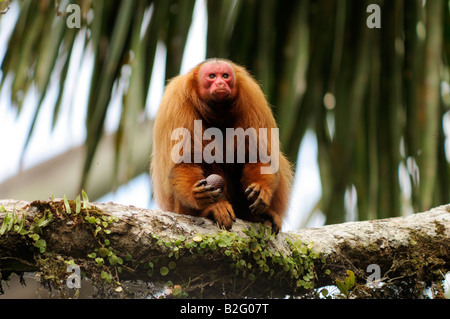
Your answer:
150,58 -> 293,233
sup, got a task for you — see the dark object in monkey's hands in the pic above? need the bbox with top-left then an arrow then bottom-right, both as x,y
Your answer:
206,174 -> 225,191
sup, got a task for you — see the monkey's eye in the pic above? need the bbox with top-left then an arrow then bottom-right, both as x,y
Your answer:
208,74 -> 216,79
223,73 -> 229,79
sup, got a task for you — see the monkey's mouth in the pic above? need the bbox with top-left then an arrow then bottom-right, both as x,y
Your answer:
212,89 -> 230,101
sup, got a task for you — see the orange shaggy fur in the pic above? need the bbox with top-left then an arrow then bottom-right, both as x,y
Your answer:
150,59 -> 293,232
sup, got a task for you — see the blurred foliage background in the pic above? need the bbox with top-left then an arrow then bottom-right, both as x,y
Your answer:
0,0 -> 449,226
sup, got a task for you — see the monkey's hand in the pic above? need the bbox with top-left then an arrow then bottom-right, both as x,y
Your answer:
193,179 -> 223,208
201,201 -> 236,230
245,183 -> 271,215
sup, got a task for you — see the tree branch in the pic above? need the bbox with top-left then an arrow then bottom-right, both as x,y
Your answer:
0,199 -> 449,298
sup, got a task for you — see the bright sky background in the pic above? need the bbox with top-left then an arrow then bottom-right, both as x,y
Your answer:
0,0 -> 323,231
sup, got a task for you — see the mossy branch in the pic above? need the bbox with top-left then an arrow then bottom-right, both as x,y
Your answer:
0,199 -> 449,298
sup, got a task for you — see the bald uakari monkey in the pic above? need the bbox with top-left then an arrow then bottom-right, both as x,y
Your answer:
150,59 -> 293,233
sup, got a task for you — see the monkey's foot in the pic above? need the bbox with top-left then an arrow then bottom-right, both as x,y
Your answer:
262,211 -> 282,234
201,201 -> 236,230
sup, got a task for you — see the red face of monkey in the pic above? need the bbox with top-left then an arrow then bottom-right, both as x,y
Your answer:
197,61 -> 236,103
